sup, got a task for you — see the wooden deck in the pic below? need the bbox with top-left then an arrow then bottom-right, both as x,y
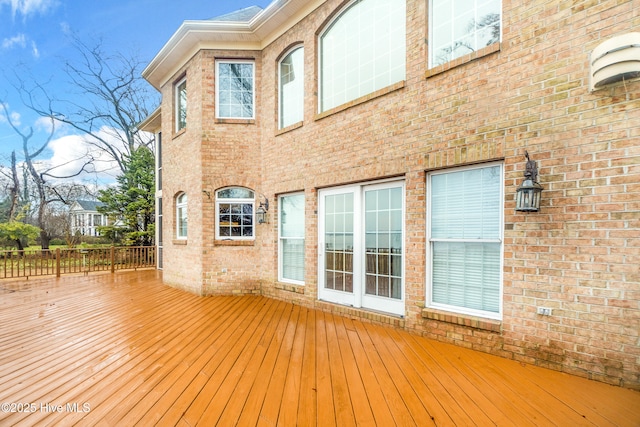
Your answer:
1,271 -> 638,426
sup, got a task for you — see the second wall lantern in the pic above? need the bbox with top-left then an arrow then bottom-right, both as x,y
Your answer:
515,151 -> 543,212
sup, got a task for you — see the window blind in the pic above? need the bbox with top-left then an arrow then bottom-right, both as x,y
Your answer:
430,165 -> 502,314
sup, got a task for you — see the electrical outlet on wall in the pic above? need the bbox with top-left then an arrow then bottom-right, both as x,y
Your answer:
537,307 -> 552,316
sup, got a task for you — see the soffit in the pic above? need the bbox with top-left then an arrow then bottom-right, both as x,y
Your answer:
143,0 -> 325,90
138,106 -> 161,133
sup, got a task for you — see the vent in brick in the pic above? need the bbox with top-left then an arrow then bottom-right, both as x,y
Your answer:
590,32 -> 640,91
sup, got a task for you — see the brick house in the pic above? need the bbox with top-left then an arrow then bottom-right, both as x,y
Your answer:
140,0 -> 640,389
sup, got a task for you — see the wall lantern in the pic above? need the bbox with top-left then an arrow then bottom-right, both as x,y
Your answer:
256,196 -> 269,224
515,151 -> 543,212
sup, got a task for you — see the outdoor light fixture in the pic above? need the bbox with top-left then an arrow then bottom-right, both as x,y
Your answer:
256,196 -> 269,224
515,151 -> 543,212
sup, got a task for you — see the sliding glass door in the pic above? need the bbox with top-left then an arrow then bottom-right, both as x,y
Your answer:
318,181 -> 404,316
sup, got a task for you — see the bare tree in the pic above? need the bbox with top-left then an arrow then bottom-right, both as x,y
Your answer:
14,35 -> 159,174
1,37 -> 158,247
8,151 -> 19,220
0,101 -> 94,248
0,151 -> 21,220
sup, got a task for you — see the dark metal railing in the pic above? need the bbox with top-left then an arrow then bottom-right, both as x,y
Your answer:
0,246 -> 156,279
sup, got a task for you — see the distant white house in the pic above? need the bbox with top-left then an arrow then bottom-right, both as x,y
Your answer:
69,200 -> 109,237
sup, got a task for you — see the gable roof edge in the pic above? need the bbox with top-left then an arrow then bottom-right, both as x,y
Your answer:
143,0 -> 326,90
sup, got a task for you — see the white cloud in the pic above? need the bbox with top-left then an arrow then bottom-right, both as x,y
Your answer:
43,126 -> 124,183
31,40 -> 39,58
2,33 -> 26,49
0,0 -> 58,19
45,135 -> 93,177
1,33 -> 40,58
34,115 -> 63,134
0,103 -> 22,127
60,21 -> 70,35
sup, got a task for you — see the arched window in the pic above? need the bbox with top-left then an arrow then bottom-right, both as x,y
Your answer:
319,0 -> 406,112
176,192 -> 187,239
216,187 -> 255,240
279,45 -> 304,128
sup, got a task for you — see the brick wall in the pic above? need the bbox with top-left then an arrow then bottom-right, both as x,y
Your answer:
199,50 -> 265,295
160,53 -> 204,294
159,0 -> 640,388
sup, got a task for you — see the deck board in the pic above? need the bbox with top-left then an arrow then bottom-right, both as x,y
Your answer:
105,296 -> 251,425
0,270 -> 639,426
350,319 -> 422,426
276,306 -> 307,427
42,285 -> 216,426
233,301 -> 294,427
296,307 -> 317,426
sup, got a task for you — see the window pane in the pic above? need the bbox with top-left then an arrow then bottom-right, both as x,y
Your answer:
320,0 -> 405,112
364,185 -> 403,300
178,206 -> 187,238
324,193 -> 354,291
432,241 -> 500,313
176,193 -> 188,238
217,62 -> 254,119
282,238 -> 305,281
430,0 -> 501,67
280,47 -> 304,128
281,194 -> 305,238
218,188 -> 254,199
176,79 -> 187,131
431,165 -> 501,239
218,199 -> 254,240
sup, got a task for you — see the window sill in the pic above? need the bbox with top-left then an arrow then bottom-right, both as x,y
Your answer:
214,118 -> 256,125
315,80 -> 405,122
275,121 -> 303,136
275,281 -> 305,294
172,128 -> 186,140
425,43 -> 501,79
421,307 -> 501,333
214,239 -> 255,246
172,239 -> 187,245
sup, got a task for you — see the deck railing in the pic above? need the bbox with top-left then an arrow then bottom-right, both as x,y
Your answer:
0,246 -> 155,279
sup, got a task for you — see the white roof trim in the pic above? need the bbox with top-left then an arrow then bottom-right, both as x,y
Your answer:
143,0 -> 325,90
138,106 -> 162,133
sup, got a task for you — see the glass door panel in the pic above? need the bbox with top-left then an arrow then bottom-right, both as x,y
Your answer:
364,186 -> 403,300
319,189 -> 357,307
324,192 -> 354,292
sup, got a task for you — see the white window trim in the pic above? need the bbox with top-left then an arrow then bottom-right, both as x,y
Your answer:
175,77 -> 187,132
278,192 -> 305,285
176,193 -> 187,240
425,162 -> 504,320
278,45 -> 304,129
215,60 -> 256,120
215,188 -> 256,240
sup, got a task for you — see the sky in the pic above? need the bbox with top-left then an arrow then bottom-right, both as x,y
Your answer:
0,0 -> 272,185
